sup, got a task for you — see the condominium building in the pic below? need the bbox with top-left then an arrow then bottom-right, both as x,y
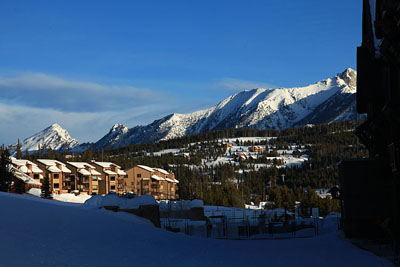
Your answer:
66,162 -> 102,195
10,157 -> 44,185
125,165 -> 179,200
90,161 -> 127,195
9,165 -> 42,194
35,159 -> 72,194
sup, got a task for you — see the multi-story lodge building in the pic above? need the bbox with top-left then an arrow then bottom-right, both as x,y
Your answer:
10,157 -> 44,185
66,162 -> 102,195
9,164 -> 41,194
90,161 -> 127,195
35,159 -> 72,194
125,165 -> 179,200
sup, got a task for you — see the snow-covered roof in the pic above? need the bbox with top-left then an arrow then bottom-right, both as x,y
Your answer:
154,168 -> 169,175
104,170 -> 117,175
11,157 -> 26,166
36,159 -> 71,173
142,178 -> 150,181
61,165 -> 71,173
173,179 -> 179,184
31,166 -> 43,173
137,165 -> 154,172
92,161 -> 120,168
19,165 -> 31,174
165,178 -> 174,183
91,170 -> 101,176
79,169 -> 91,176
11,157 -> 42,173
151,174 -> 165,181
37,159 -> 63,166
47,166 -> 61,173
118,170 -> 126,175
67,162 -> 96,169
13,167 -> 42,186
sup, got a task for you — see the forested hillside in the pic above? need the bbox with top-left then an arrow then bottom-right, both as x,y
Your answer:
24,120 -> 367,214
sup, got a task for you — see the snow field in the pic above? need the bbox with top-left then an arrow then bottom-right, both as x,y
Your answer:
0,192 -> 390,266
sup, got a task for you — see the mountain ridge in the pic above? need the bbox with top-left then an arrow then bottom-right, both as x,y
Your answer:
93,68 -> 357,149
8,68 -> 357,152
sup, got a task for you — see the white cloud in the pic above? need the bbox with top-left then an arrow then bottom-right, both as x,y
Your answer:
213,78 -> 277,92
0,72 -> 168,112
0,102 -> 177,146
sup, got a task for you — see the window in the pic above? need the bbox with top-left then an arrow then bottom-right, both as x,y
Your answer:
33,174 -> 39,179
92,176 -> 98,181
137,173 -> 141,178
111,185 -> 116,190
92,185 -> 98,190
54,174 -> 59,179
54,183 -> 59,188
110,176 -> 115,181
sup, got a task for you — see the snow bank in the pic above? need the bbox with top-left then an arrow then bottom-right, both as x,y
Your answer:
84,195 -> 104,208
83,194 -> 157,210
53,193 -> 92,204
0,192 -> 391,267
26,188 -> 41,197
120,195 -> 157,210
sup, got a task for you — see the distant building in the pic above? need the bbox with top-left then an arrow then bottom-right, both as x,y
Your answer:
125,165 -> 179,199
90,161 -> 127,195
248,146 -> 263,153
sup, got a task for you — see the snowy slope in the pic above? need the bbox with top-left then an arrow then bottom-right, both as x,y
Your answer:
96,69 -> 357,149
0,192 -> 390,267
8,123 -> 79,155
93,123 -> 129,150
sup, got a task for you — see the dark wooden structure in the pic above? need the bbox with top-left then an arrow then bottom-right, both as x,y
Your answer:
340,0 -> 400,247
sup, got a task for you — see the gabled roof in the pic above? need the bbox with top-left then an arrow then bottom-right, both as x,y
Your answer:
154,168 -> 169,175
47,165 -> 61,173
12,166 -> 41,186
104,170 -> 117,175
137,165 -> 155,172
37,159 -> 71,173
78,169 -> 91,176
31,166 -> 43,173
151,174 -> 165,181
92,161 -> 121,168
67,162 -> 96,169
11,157 -> 42,173
91,170 -> 101,176
118,170 -> 127,175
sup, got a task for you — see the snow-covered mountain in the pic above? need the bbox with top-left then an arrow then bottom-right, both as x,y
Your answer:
8,123 -> 79,155
95,68 -> 357,149
93,123 -> 129,150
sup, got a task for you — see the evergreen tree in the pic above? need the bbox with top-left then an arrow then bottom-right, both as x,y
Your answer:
16,139 -> 23,159
41,175 -> 52,199
0,147 -> 14,192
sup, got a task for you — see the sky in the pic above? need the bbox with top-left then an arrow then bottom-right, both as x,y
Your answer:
0,0 -> 362,145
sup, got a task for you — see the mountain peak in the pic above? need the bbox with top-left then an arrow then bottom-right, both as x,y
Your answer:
7,123 -> 79,155
339,68 -> 357,87
110,123 -> 127,132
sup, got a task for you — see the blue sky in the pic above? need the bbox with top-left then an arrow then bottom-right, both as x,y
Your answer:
0,0 -> 361,145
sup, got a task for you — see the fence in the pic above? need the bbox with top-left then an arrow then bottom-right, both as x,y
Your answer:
160,211 -> 333,240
